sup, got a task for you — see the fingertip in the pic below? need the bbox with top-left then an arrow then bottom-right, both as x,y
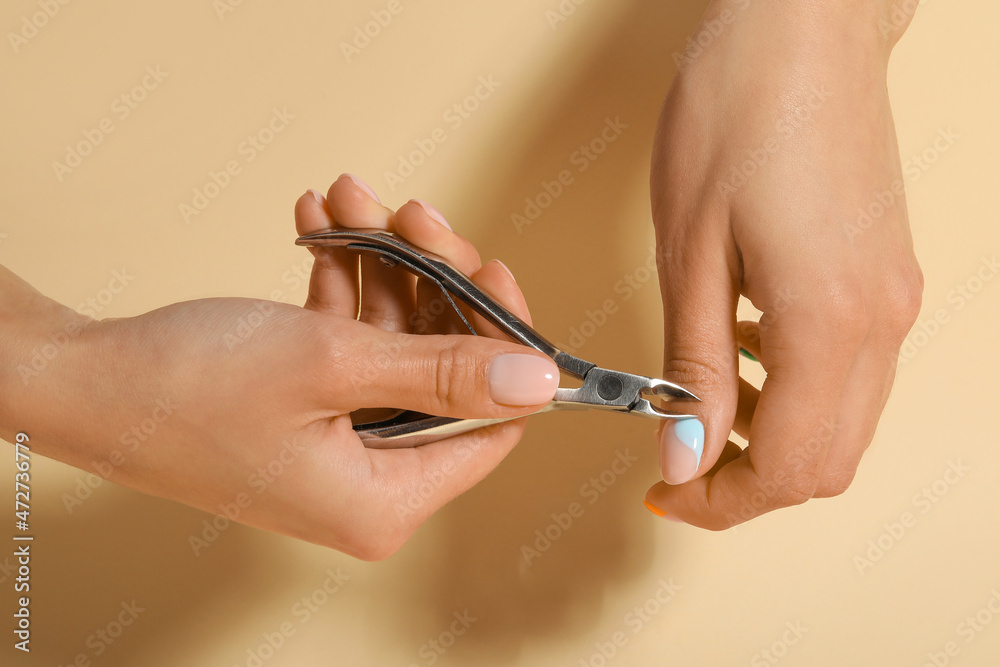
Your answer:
410,199 -> 451,230
308,188 -> 326,208
327,173 -> 393,229
488,352 -> 559,407
643,487 -> 683,522
395,200 -> 481,275
643,499 -> 666,517
655,367 -> 737,497
658,418 -> 704,485
295,189 -> 333,236
492,259 -> 517,285
344,173 -> 381,204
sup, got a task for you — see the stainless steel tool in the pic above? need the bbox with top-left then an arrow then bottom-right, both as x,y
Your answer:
296,229 -> 700,448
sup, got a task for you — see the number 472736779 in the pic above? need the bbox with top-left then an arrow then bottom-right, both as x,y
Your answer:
15,432 -> 30,530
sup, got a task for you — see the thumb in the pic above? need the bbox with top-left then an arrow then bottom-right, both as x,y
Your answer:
343,322 -> 560,419
655,223 -> 740,485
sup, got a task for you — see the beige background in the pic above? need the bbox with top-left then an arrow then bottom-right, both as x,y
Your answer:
2,0 -> 998,665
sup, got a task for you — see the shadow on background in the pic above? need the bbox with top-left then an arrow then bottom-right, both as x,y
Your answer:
8,3 -> 709,665
14,484 -> 290,667
387,1 -> 710,663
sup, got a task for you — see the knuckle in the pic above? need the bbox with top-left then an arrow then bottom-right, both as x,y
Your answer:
358,300 -> 385,321
352,530 -> 407,562
810,276 -> 873,340
432,344 -> 468,411
770,471 -> 820,507
882,265 -> 924,335
813,468 -> 857,498
662,353 -> 727,393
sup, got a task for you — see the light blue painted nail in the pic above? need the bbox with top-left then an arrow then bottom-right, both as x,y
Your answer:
675,418 -> 704,466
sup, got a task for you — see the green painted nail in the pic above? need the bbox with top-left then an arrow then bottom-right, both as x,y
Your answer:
739,348 -> 759,362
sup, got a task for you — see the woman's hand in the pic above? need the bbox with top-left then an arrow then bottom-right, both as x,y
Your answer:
644,1 -> 923,527
2,175 -> 557,559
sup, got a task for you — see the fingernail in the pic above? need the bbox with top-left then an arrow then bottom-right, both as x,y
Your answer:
489,354 -> 558,406
739,347 -> 759,362
643,499 -> 666,517
345,173 -> 381,204
643,500 -> 683,522
660,418 -> 704,485
493,259 -> 517,284
308,189 -> 325,207
411,199 -> 452,230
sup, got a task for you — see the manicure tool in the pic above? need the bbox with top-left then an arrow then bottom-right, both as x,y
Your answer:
295,229 -> 700,448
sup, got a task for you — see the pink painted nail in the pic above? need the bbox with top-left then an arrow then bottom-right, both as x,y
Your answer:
411,199 -> 452,230
493,259 -> 518,284
345,173 -> 381,204
488,354 -> 558,406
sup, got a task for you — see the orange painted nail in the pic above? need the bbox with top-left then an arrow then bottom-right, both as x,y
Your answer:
644,500 -> 666,517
